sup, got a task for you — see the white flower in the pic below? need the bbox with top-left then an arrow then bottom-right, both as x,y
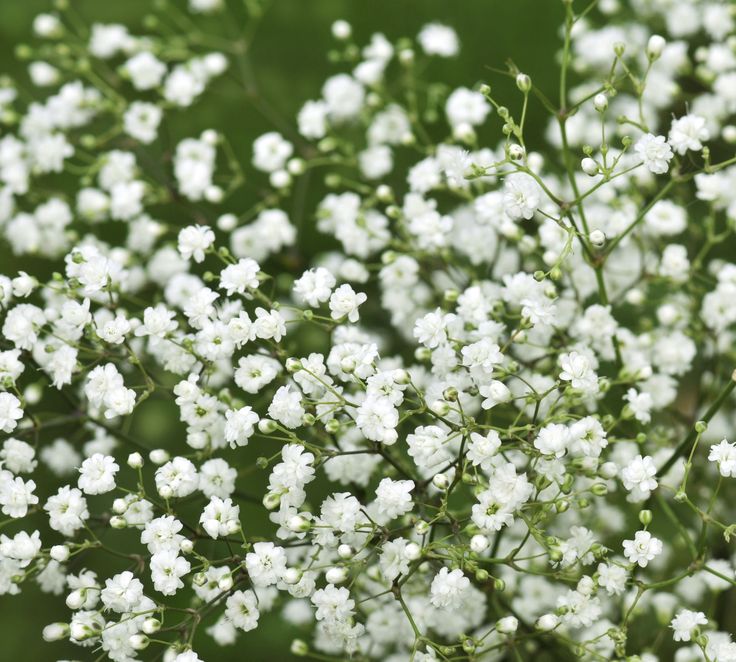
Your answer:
224,407 -> 259,448
124,51 -> 167,90
622,530 -> 662,567
150,550 -> 190,595
252,132 -> 293,173
634,133 -> 673,174
200,496 -> 240,539
534,423 -> 569,458
503,173 -> 542,220
155,457 -> 198,498
123,101 -> 162,144
329,284 -> 367,322
100,571 -> 144,613
245,542 -> 287,587
597,563 -> 627,596
298,100 -> 328,139
559,351 -> 598,392
294,267 -> 336,307
708,439 -> 736,477
311,584 -> 354,623
225,589 -> 260,631
78,454 -> 119,495
0,393 -> 23,433
374,478 -> 414,520
322,74 -> 364,121
467,431 -> 501,471
414,308 -> 455,349
445,87 -> 490,127
479,380 -> 512,410
668,115 -> 709,155
177,225 -> 215,263
44,486 -> 88,535
670,609 -> 708,642
624,388 -> 653,424
430,567 -> 470,609
418,23 -> 459,57
135,304 -> 178,338
356,397 -> 399,445
620,455 -> 658,500
219,258 -> 260,295
0,472 -> 38,519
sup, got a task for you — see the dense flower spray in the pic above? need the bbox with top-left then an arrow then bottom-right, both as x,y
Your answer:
1,0 -> 736,660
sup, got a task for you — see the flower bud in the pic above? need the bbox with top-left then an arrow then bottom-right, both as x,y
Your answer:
462,638 -> 476,654
216,213 -> 238,231
270,170 -> 291,189
263,491 -> 282,510
340,357 -> 356,374
205,184 -> 224,202
141,618 -> 161,635
497,616 -> 519,634
589,229 -> 606,246
516,73 -> 531,92
600,461 -> 618,479
258,418 -> 278,434
625,288 -> 644,305
291,639 -> 309,656
430,399 -> 450,416
112,498 -> 128,514
475,568 -> 490,582
593,93 -> 608,111
453,122 -> 475,143
129,634 -> 149,650
337,544 -> 354,559
581,157 -> 599,176
287,158 -> 305,175
536,613 -> 560,631
638,509 -> 653,526
376,184 -> 393,202
148,448 -> 169,465
50,544 -> 69,562
127,452 -> 143,469
647,34 -> 666,60
508,144 -> 525,161
288,515 -> 311,532
282,567 -> 303,585
109,515 -> 127,529
404,542 -> 422,560
218,574 -> 234,592
42,623 -> 69,642
65,589 -> 86,610
285,357 -> 302,373
331,19 -> 351,40
470,534 -> 489,554
393,369 -> 410,385
180,539 -> 194,554
591,483 -> 608,496
325,567 -> 348,584
432,473 -> 449,490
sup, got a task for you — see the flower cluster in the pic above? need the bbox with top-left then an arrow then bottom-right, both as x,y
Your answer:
2,1 -> 736,661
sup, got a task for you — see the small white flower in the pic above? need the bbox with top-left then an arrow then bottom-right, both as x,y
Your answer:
622,530 -> 662,567
635,133 -> 673,174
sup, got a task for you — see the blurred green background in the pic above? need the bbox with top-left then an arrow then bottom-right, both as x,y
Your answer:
0,1 -> 562,659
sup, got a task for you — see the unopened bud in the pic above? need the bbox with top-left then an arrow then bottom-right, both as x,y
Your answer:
325,567 -> 348,584
647,34 -> 666,60
581,157 -> 599,176
516,73 -> 532,92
